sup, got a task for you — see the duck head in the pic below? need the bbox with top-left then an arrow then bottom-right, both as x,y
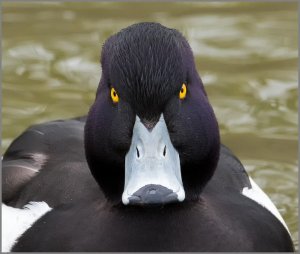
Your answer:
84,22 -> 220,205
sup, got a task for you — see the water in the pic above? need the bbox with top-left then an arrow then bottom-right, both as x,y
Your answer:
2,2 -> 298,249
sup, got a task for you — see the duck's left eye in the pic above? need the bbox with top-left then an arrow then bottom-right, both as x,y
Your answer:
111,87 -> 119,103
179,83 -> 187,100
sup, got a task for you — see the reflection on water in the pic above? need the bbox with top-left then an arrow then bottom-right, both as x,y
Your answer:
2,2 -> 298,249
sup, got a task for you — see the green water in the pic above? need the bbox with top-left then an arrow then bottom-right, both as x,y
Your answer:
2,2 -> 298,249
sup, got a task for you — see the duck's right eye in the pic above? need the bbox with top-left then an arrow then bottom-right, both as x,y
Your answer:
179,83 -> 187,100
110,87 -> 119,103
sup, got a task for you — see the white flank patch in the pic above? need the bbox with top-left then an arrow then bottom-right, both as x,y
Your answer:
2,202 -> 52,252
242,177 -> 290,234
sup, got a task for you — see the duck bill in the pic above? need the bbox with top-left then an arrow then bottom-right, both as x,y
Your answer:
122,114 -> 185,205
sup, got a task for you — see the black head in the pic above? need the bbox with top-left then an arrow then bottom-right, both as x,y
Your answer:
84,22 -> 220,204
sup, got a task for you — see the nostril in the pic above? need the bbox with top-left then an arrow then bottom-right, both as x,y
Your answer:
163,145 -> 167,157
136,147 -> 140,158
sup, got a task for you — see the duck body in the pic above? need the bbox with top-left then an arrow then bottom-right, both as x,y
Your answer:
2,22 -> 294,251
11,155 -> 293,251
3,117 -> 102,209
4,127 -> 294,251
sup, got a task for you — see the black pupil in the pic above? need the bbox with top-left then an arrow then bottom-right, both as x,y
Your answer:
181,88 -> 184,93
113,91 -> 117,97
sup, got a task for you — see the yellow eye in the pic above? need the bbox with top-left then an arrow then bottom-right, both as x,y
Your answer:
110,87 -> 119,103
179,83 -> 187,100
